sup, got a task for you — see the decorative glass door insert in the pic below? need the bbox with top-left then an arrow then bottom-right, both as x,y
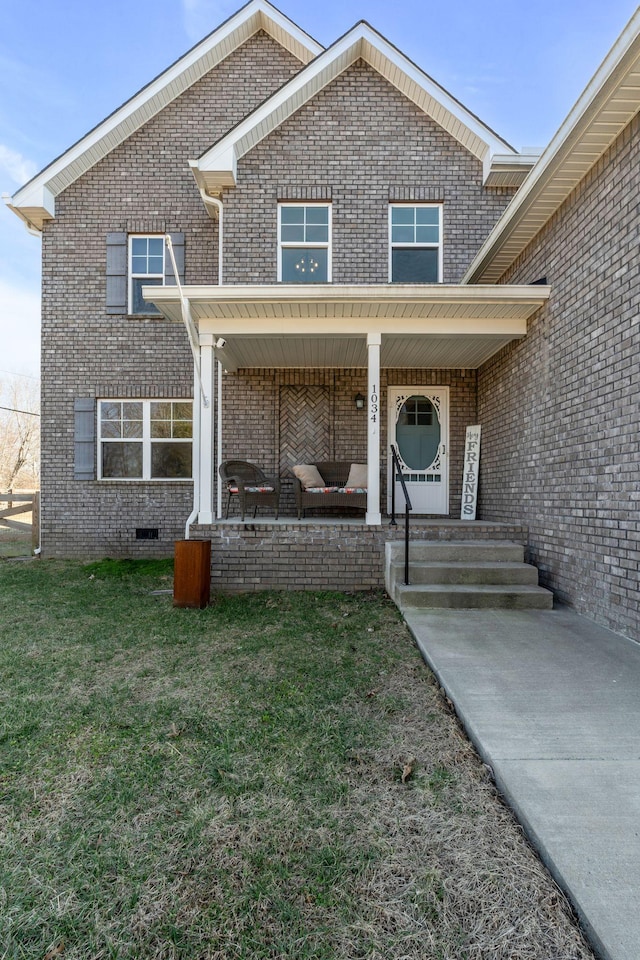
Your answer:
388,387 -> 449,514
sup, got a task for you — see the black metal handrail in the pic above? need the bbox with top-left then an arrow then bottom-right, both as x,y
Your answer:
389,444 -> 412,585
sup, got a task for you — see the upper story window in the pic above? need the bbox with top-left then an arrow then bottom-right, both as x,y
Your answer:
278,204 -> 331,283
389,205 -> 442,283
98,400 -> 192,480
129,236 -> 164,315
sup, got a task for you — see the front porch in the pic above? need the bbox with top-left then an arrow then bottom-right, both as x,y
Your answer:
190,517 -> 528,592
145,281 -> 551,530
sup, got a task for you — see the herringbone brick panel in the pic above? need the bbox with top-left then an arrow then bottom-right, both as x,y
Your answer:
279,385 -> 330,476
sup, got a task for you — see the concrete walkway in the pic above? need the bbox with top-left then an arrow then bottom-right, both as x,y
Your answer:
402,605 -> 640,960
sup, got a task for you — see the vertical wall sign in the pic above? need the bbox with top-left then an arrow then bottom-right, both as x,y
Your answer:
461,425 -> 481,520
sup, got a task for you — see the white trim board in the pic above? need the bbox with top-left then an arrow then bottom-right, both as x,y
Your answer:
192,20 -> 518,196
7,0 -> 323,232
464,7 -> 640,284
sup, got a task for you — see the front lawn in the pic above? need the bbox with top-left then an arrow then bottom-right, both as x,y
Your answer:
0,559 -> 594,959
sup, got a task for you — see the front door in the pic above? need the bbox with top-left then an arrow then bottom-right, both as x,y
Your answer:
388,387 -> 449,515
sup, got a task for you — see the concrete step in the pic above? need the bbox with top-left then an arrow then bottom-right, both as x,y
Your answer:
386,539 -> 525,564
389,560 -> 540,586
394,583 -> 554,610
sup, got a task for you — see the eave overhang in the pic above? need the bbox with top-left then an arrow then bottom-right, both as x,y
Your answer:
484,153 -> 540,188
144,283 -> 550,370
7,0 -> 322,232
191,22 -> 518,199
465,7 -> 640,284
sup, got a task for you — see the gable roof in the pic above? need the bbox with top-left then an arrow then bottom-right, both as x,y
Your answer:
191,20 -> 519,197
6,0 -> 323,232
464,7 -> 640,284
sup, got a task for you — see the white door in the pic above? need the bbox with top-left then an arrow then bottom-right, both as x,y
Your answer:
388,387 -> 449,515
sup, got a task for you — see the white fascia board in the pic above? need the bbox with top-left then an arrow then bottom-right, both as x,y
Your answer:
464,7 -> 640,283
9,0 -> 322,230
484,153 -> 540,187
5,183 -> 55,231
189,147 -> 238,193
195,20 -> 516,182
147,281 -> 550,307
256,2 -> 324,60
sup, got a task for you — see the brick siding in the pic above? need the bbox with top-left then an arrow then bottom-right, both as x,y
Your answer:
221,366 -> 477,520
39,33 -> 511,560
194,520 -> 528,593
39,33 -> 302,558
477,111 -> 640,639
224,60 -> 513,285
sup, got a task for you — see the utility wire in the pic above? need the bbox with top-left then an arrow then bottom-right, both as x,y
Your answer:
0,405 -> 40,417
0,370 -> 39,380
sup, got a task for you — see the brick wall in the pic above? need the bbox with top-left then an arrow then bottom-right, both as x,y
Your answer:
477,112 -> 640,639
222,366 -> 477,520
39,34 -> 507,558
40,33 -> 302,558
224,60 -> 513,285
194,520 -> 527,592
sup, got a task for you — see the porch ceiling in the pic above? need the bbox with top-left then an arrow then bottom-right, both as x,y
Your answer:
145,282 -> 550,369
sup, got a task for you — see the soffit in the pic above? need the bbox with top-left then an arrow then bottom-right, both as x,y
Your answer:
200,334 -> 520,369
7,0 -> 322,232
465,8 -> 640,283
144,283 -> 549,369
193,23 -> 517,195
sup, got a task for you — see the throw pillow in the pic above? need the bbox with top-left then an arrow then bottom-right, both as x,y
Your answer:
346,463 -> 368,488
292,463 -> 326,489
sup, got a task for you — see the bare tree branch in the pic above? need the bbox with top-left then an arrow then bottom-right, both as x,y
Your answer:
0,376 -> 40,491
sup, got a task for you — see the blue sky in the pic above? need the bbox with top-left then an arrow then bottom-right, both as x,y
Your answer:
0,0 -> 637,378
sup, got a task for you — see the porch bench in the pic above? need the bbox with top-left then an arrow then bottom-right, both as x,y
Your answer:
292,461 -> 367,519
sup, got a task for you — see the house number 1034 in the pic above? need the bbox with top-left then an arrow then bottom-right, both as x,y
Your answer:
370,387 -> 378,423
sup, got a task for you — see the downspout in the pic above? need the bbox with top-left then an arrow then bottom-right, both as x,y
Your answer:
198,188 -> 223,285
198,188 -> 225,520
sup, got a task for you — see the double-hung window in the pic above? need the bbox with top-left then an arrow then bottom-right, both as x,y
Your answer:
129,236 -> 164,315
278,204 -> 331,283
98,400 -> 192,480
389,204 -> 442,283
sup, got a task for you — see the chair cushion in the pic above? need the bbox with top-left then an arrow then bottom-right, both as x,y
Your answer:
339,487 -> 367,495
346,463 -> 368,488
228,485 -> 275,494
304,486 -> 341,494
292,463 -> 326,489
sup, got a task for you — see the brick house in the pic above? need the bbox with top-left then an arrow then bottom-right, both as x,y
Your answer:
7,1 -> 640,638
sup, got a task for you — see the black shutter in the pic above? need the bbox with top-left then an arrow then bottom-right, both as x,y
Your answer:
106,232 -> 127,314
74,398 -> 96,480
165,232 -> 185,285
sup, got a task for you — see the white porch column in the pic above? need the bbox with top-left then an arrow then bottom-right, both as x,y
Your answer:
198,333 -> 215,524
366,333 -> 382,525
216,359 -> 223,520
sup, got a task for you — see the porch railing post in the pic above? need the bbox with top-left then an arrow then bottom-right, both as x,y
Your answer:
390,444 -> 412,586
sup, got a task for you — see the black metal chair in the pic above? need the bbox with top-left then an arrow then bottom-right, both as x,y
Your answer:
218,460 -> 281,520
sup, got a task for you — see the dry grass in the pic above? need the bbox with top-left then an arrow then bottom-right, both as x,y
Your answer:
0,559 -> 595,959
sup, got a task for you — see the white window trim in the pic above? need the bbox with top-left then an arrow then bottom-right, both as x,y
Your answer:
97,399 -> 193,482
388,203 -> 443,283
128,235 -> 165,315
277,202 -> 332,283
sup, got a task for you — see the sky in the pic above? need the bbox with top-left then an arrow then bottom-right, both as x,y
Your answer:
0,0 -> 638,380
